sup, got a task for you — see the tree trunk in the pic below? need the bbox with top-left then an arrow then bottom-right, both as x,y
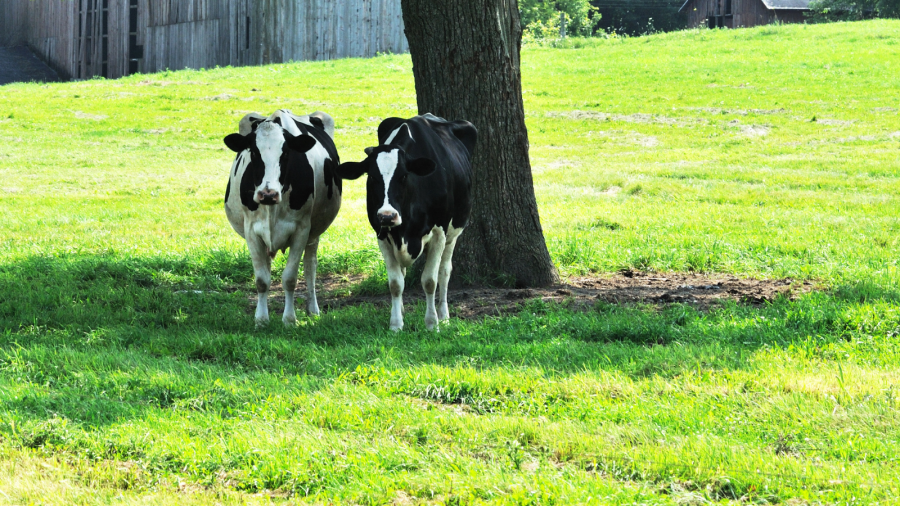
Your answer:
400,0 -> 559,288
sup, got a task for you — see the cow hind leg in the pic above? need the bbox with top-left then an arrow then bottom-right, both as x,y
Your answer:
437,227 -> 462,321
248,239 -> 273,327
421,228 -> 447,331
303,238 -> 320,316
378,239 -> 405,331
281,229 -> 310,327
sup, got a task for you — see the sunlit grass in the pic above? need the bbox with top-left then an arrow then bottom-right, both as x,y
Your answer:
1,19 -> 900,505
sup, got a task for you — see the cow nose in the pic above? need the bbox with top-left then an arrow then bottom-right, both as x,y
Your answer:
257,189 -> 279,205
379,211 -> 399,226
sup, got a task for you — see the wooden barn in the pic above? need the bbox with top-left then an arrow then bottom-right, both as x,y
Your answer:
0,0 -> 408,81
679,0 -> 810,28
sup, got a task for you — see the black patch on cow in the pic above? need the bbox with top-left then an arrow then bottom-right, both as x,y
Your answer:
290,117 -> 341,200
308,115 -> 325,130
224,178 -> 231,203
323,157 -> 341,199
239,147 -> 263,211
449,120 -> 478,158
285,148 -> 315,210
407,235 -> 423,260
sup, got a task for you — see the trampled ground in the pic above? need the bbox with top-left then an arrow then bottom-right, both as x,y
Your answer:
264,272 -> 819,318
1,20 -> 900,505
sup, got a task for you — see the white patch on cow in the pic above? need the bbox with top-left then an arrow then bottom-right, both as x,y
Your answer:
385,226 -> 439,268
255,122 -> 286,197
384,123 -> 413,145
376,150 -> 401,222
437,223 -> 463,322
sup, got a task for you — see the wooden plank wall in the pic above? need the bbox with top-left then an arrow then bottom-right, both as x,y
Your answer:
141,0 -> 408,74
1,0 -> 407,80
0,0 -> 79,78
686,0 -> 802,27
0,1 -> 28,47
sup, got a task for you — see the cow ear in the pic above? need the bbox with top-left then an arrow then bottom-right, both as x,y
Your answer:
285,133 -> 317,153
407,157 -> 435,177
335,161 -> 368,180
224,133 -> 250,153
238,112 -> 267,135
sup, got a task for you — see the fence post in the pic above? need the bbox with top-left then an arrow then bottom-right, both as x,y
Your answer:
559,11 -> 566,38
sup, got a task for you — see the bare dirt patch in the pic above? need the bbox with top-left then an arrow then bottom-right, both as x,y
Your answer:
74,111 -> 108,120
815,118 -> 856,126
252,271 -> 818,319
729,121 -> 770,137
548,110 -> 707,128
684,107 -> 786,116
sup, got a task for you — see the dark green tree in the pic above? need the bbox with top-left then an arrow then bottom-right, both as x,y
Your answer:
399,0 -> 560,287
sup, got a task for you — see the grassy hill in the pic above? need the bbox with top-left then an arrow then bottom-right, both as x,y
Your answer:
1,19 -> 899,505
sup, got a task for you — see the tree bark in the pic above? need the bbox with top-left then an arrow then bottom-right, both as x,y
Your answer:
400,0 -> 559,288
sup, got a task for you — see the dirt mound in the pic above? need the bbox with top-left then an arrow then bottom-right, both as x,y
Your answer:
253,271 -> 818,319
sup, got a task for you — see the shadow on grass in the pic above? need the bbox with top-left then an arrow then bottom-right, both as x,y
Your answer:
0,252 -> 897,432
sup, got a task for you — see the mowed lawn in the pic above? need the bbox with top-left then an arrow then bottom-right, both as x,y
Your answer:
1,19 -> 899,505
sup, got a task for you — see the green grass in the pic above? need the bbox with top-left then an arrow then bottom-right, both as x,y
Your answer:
1,19 -> 900,504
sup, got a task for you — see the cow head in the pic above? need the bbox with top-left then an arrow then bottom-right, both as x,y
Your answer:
336,146 -> 435,233
224,121 -> 317,207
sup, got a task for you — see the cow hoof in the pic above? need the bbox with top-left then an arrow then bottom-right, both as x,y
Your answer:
307,305 -> 320,317
389,323 -> 403,332
283,316 -> 298,327
438,307 -> 450,321
255,317 -> 270,328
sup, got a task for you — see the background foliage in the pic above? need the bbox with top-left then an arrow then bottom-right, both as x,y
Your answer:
520,0 -> 603,37
807,0 -> 900,21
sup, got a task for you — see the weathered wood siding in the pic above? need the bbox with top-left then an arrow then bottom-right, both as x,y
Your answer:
684,0 -> 807,28
1,0 -> 407,80
0,1 -> 29,47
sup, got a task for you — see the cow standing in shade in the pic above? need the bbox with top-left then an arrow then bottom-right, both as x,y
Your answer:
336,114 -> 477,331
224,110 -> 342,327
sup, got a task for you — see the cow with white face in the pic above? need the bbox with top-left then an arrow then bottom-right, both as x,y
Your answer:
336,114 -> 477,331
224,110 -> 342,327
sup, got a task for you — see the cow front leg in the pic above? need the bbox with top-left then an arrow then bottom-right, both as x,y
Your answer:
437,227 -> 462,321
248,238 -> 272,327
281,228 -> 310,327
421,228 -> 447,331
303,237 -> 320,316
378,239 -> 405,331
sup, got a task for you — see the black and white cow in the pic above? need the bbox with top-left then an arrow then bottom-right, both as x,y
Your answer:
224,110 -> 342,327
336,113 -> 476,331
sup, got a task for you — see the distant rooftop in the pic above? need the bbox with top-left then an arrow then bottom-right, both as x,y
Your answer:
761,0 -> 811,9
679,0 -> 810,12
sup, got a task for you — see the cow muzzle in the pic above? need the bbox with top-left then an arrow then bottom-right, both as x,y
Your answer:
257,189 -> 280,205
378,210 -> 401,228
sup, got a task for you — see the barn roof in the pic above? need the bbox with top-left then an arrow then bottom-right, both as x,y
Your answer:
760,0 -> 811,9
679,0 -> 810,12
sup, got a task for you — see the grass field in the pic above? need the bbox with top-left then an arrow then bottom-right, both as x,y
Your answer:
1,19 -> 900,505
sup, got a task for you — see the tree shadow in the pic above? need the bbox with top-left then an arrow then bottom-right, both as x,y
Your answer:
0,252 -> 894,433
